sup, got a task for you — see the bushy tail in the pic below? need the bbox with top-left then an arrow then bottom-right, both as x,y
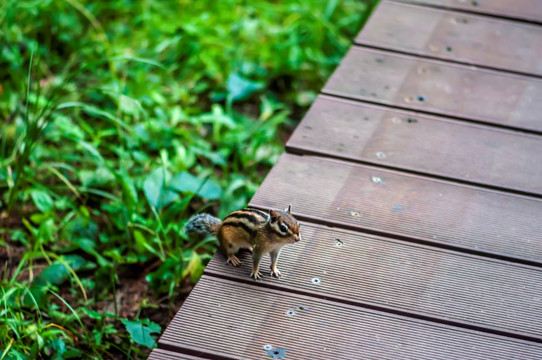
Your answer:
185,213 -> 221,237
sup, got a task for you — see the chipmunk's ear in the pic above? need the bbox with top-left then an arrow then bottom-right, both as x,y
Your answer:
269,209 -> 280,223
284,204 -> 292,214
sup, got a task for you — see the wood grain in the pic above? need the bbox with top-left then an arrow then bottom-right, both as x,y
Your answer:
287,95 -> 542,196
148,349 -> 207,360
250,154 -> 542,265
396,0 -> 542,23
357,2 -> 542,76
323,47 -> 542,133
205,222 -> 542,340
160,276 -> 542,360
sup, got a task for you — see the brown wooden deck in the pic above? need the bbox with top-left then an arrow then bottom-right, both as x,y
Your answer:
150,1 -> 542,359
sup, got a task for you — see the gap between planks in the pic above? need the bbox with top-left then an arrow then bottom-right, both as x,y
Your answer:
159,276 -> 542,360
321,46 -> 542,135
203,271 -> 542,345
356,1 -> 542,78
352,43 -> 542,81
285,94 -> 542,199
391,0 -> 542,25
203,220 -> 542,344
249,154 -> 542,268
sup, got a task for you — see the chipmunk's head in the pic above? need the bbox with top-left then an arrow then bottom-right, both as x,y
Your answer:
268,204 -> 301,244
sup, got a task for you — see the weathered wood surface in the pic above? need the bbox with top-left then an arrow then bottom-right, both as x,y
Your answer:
250,154 -> 542,265
148,349 -> 206,360
160,277 -> 542,360
357,2 -> 542,76
205,222 -> 542,339
323,47 -> 542,133
287,95 -> 542,196
397,0 -> 542,23
153,1 -> 542,359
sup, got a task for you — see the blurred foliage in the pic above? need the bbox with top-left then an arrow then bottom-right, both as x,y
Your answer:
0,0 -> 376,358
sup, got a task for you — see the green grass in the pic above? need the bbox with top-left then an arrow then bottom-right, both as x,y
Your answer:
0,0 -> 376,358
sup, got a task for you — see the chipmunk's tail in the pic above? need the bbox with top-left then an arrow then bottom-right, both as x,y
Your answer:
185,213 -> 221,236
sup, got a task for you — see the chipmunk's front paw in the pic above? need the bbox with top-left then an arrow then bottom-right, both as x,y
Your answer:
226,255 -> 241,267
270,267 -> 282,279
250,271 -> 263,281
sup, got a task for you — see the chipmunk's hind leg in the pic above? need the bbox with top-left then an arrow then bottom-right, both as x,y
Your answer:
218,226 -> 243,267
222,241 -> 242,267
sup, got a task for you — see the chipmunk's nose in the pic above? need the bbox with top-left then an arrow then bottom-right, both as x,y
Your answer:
294,234 -> 301,242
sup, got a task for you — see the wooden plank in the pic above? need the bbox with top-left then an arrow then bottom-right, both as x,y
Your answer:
250,154 -> 542,265
357,1 -> 542,76
286,96 -> 542,196
397,0 -> 542,24
148,349 -> 206,360
322,47 -> 542,133
205,222 -> 542,340
160,276 -> 542,359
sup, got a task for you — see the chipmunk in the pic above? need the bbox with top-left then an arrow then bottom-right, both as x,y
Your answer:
185,205 -> 301,281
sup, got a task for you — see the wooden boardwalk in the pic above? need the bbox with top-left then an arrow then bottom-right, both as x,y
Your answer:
150,1 -> 542,359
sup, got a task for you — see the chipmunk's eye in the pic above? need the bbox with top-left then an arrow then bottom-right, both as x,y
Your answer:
280,224 -> 287,233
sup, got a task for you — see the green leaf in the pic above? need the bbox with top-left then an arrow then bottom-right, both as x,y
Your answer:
30,190 -> 53,213
168,172 -> 199,193
121,319 -> 161,348
133,230 -> 162,259
49,338 -> 67,360
77,140 -> 104,162
199,179 -> 222,200
169,172 -> 223,200
72,238 -> 96,253
143,167 -> 178,209
145,257 -> 181,294
72,237 -> 110,266
58,102 -> 131,131
118,170 -> 138,206
192,147 -> 227,166
34,255 -> 95,287
197,104 -> 236,129
227,72 -> 265,102
26,255 -> 95,307
82,308 -> 111,320
79,167 -> 115,187
186,252 -> 205,283
62,217 -> 99,242
162,196 -> 192,225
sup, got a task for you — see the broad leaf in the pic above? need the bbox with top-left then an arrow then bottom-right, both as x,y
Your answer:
199,178 -> 222,199
34,255 -> 95,286
121,319 -> 161,348
30,190 -> 53,213
27,255 -> 95,306
143,167 -> 178,209
169,172 -> 222,200
79,167 -> 115,187
227,72 -> 264,102
197,104 -> 236,128
186,252 -> 205,283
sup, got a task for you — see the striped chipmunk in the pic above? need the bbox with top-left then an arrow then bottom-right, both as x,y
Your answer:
185,205 -> 301,281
